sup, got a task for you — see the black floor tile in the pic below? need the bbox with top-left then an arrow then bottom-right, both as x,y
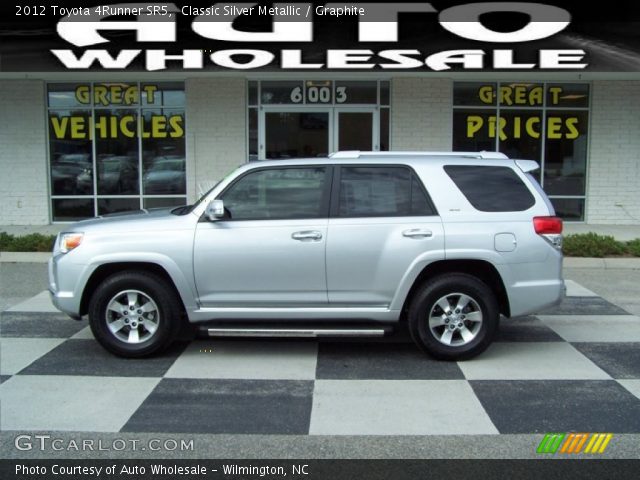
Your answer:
122,378 -> 313,434
497,316 -> 564,342
0,375 -> 11,384
572,343 -> 640,379
0,312 -> 86,338
17,339 -> 187,377
536,297 -> 629,316
316,342 -> 464,380
471,380 -> 640,433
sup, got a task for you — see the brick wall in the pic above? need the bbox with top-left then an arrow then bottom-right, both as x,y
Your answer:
185,78 -> 247,202
391,78 -> 452,151
0,80 -> 49,225
587,81 -> 640,224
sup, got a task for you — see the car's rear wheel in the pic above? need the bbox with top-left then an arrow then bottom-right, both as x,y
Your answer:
408,273 -> 499,361
88,271 -> 181,357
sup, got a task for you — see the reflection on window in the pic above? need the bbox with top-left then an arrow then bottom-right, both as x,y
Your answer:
222,168 -> 327,220
141,108 -> 186,195
544,111 -> 588,196
339,167 -> 412,217
49,110 -> 93,196
98,198 -> 140,216
453,82 -> 590,220
48,82 -> 185,221
453,110 -> 496,151
550,198 -> 584,221
265,112 -> 329,159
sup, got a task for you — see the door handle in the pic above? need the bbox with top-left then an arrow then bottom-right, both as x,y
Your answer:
292,231 -> 323,241
402,229 -> 433,239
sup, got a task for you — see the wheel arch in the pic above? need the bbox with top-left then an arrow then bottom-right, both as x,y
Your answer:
400,259 -> 510,319
80,262 -> 188,318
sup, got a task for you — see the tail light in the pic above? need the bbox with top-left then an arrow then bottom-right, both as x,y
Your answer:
533,216 -> 563,249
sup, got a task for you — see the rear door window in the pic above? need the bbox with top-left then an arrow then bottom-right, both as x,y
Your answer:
444,165 -> 535,212
336,166 -> 436,217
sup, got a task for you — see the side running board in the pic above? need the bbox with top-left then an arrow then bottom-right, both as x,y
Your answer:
201,326 -> 392,338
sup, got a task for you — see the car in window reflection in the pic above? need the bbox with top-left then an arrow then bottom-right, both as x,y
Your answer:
143,156 -> 186,194
51,153 -> 92,195
77,156 -> 139,195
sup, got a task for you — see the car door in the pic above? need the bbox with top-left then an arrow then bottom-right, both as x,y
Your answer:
194,165 -> 331,306
326,165 -> 445,306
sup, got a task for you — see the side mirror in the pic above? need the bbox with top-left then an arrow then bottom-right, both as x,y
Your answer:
205,199 -> 225,221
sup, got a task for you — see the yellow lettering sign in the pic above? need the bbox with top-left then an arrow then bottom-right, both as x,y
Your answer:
466,115 -> 580,140
74,84 -> 160,106
50,114 -> 185,140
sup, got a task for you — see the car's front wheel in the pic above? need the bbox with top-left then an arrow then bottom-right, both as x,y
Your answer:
408,273 -> 499,361
88,271 -> 181,357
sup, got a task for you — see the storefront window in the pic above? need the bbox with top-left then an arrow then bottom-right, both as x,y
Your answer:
47,82 -> 186,221
453,82 -> 590,220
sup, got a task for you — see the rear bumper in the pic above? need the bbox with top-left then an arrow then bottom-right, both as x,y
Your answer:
508,279 -> 565,317
503,251 -> 565,317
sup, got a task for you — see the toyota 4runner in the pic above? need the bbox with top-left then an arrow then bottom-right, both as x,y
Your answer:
49,151 -> 564,360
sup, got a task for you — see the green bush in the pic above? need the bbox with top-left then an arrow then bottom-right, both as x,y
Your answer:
0,232 -> 57,252
627,239 -> 640,257
562,233 -> 628,258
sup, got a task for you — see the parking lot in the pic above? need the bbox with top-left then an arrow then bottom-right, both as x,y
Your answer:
1,262 -> 640,458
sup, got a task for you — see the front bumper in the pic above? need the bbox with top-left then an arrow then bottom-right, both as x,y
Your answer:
48,255 -> 84,320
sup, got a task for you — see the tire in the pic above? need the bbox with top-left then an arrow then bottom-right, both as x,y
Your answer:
408,273 -> 499,361
88,271 -> 182,358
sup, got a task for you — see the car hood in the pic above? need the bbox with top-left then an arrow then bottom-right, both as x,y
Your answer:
68,207 -> 189,233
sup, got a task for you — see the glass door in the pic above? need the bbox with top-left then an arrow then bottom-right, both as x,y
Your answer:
258,107 -> 379,159
261,109 -> 331,159
334,108 -> 378,152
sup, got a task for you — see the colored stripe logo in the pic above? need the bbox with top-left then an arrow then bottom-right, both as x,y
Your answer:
537,433 -> 613,454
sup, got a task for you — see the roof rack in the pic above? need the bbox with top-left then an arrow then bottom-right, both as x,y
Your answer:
329,151 -> 508,160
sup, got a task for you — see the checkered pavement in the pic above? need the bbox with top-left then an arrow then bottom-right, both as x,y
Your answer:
2,280 -> 640,435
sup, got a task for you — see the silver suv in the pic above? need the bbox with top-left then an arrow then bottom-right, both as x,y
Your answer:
49,151 -> 564,360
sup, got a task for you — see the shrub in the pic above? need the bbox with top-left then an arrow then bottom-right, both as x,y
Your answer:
627,239 -> 640,257
0,232 -> 57,252
562,233 -> 628,258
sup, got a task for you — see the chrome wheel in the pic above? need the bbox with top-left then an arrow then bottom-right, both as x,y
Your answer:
428,292 -> 483,347
105,290 -> 160,344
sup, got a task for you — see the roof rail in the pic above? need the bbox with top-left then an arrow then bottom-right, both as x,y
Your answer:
329,151 -> 508,160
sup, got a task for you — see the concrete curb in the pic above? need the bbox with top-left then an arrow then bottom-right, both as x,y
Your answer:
2,251 -> 640,269
564,257 -> 640,269
0,252 -> 51,263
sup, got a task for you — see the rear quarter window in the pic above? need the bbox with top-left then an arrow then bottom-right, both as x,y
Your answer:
443,165 -> 535,212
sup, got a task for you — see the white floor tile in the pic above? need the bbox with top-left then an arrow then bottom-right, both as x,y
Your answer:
70,326 -> 95,340
6,291 -> 58,313
563,280 -> 598,297
164,340 -> 318,380
0,375 -> 160,431
538,315 -> 640,342
618,380 -> 640,401
457,343 -> 611,380
0,338 -> 65,374
310,380 -> 498,435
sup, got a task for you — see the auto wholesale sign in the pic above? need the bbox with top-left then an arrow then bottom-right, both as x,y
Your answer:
2,2 -> 640,72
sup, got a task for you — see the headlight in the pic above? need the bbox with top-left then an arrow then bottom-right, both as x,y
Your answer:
59,233 -> 84,253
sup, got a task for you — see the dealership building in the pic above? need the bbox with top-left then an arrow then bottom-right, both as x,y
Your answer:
1,73 -> 639,225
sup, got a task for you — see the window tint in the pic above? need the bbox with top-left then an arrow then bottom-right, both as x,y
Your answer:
411,176 -> 435,215
222,167 -> 327,220
444,165 -> 535,212
338,167 -> 435,217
